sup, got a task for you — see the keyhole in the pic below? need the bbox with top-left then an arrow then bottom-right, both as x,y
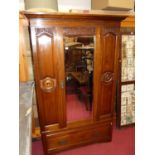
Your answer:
94,131 -> 100,137
58,139 -> 68,145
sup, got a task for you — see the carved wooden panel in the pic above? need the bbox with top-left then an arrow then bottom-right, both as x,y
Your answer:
63,27 -> 95,36
99,32 -> 117,117
40,77 -> 56,93
35,28 -> 54,37
37,35 -> 55,78
102,22 -> 120,35
35,28 -> 59,126
101,72 -> 114,84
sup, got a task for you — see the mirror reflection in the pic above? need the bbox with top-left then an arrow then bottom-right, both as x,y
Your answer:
64,36 -> 95,122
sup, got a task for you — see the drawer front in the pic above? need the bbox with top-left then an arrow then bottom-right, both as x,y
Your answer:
46,124 -> 112,153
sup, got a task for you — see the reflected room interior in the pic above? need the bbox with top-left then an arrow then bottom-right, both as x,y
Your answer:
64,36 -> 95,122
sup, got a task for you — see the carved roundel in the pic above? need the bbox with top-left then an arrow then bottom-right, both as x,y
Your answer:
101,72 -> 114,84
40,77 -> 56,93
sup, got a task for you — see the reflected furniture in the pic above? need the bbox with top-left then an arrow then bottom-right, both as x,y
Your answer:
23,11 -> 126,154
71,71 -> 93,110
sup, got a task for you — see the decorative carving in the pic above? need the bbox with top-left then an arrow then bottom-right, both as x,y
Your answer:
35,28 -> 54,37
102,32 -> 116,38
63,27 -> 95,36
101,72 -> 114,84
102,23 -> 119,35
40,77 -> 56,92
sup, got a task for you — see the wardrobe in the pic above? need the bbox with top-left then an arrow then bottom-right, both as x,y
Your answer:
23,11 -> 126,154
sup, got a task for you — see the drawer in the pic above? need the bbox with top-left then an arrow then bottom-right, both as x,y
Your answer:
46,124 -> 112,153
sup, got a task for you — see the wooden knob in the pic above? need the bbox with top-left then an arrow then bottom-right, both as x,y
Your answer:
58,139 -> 68,145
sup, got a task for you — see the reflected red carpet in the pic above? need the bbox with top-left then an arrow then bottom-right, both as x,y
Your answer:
67,94 -> 92,122
32,126 -> 135,155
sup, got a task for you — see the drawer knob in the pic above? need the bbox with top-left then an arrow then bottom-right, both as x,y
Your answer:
94,131 -> 101,137
58,139 -> 68,145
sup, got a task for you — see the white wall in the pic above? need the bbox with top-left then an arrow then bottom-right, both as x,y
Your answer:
57,0 -> 91,12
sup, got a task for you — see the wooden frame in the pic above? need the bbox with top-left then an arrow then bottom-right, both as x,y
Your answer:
116,23 -> 135,127
19,13 -> 29,81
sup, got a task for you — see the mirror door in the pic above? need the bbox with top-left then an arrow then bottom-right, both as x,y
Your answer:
62,27 -> 96,123
64,35 -> 95,122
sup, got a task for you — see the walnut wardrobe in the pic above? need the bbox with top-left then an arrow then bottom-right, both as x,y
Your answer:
23,12 -> 126,154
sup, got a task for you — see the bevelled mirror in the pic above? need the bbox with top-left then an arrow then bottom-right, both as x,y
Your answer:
63,31 -> 95,123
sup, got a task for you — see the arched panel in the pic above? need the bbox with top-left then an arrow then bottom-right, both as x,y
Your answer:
102,32 -> 116,71
37,34 -> 55,78
98,32 -> 117,117
35,28 -> 59,126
